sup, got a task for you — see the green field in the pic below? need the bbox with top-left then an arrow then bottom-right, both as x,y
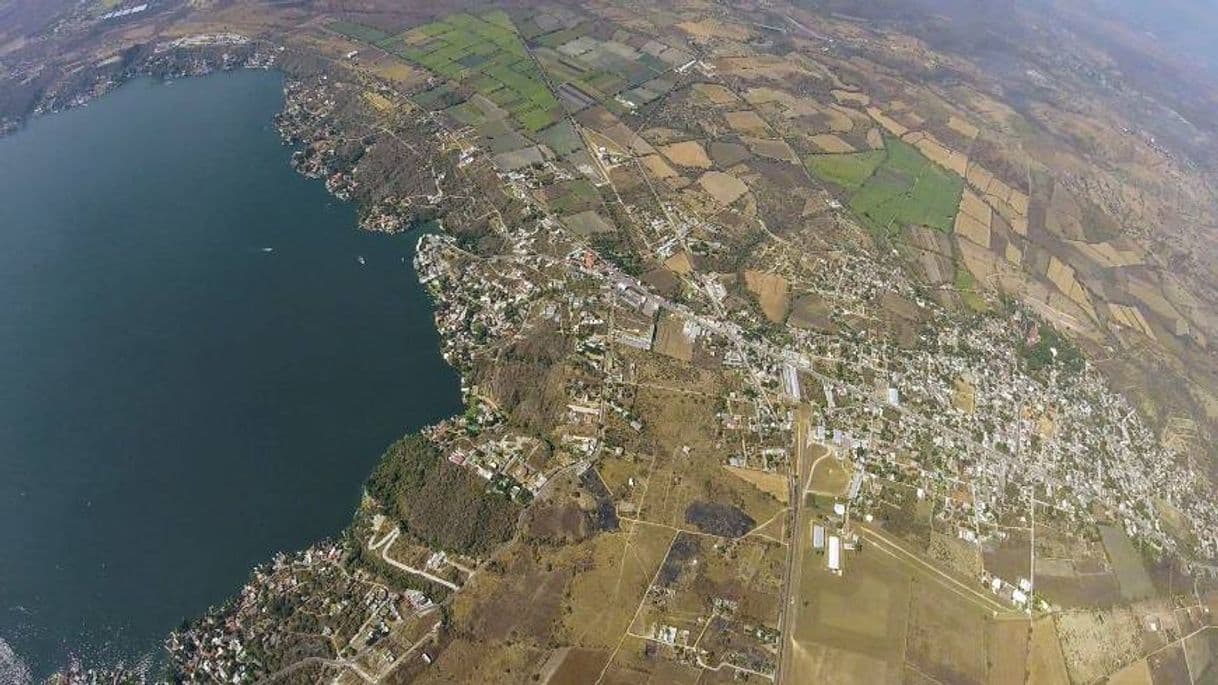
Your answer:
330,12 -> 563,133
837,139 -> 963,234
549,179 -> 601,214
329,21 -> 392,44
953,264 -> 988,312
804,150 -> 885,189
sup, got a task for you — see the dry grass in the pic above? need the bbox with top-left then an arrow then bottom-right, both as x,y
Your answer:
691,82 -> 741,105
698,171 -> 749,205
947,114 -> 979,139
1107,658 -> 1154,685
954,209 -> 992,247
660,140 -> 713,168
807,453 -> 851,496
905,577 -> 990,684
724,465 -> 789,503
724,109 -> 770,134
676,18 -> 754,41
986,618 -> 1032,685
952,377 -> 976,413
559,523 -> 675,649
663,251 -> 694,275
654,313 -> 695,362
743,269 -> 790,322
831,89 -> 870,106
745,137 -> 799,163
1027,617 -> 1072,684
640,153 -> 680,180
810,133 -> 855,153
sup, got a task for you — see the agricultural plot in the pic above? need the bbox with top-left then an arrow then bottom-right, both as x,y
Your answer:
545,178 -> 602,214
328,21 -> 391,45
805,149 -> 885,190
826,138 -> 964,234
334,12 -> 563,133
1099,525 -> 1155,601
527,22 -> 688,114
790,551 -> 909,682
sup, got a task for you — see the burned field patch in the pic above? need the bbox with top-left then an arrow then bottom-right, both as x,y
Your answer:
685,501 -> 755,538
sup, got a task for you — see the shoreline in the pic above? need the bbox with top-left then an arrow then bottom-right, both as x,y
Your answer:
9,59 -> 465,684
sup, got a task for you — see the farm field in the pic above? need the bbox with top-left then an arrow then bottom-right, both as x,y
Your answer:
804,149 -> 885,190
1099,525 -> 1156,601
332,12 -> 563,133
818,138 -> 966,235
789,548 -> 910,683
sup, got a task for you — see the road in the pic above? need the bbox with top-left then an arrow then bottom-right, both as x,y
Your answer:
775,406 -> 816,684
368,528 -> 460,591
856,525 -> 1014,615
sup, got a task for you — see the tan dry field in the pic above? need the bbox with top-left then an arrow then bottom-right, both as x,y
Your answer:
362,54 -> 426,86
913,133 -> 969,176
640,153 -> 680,180
960,188 -> 993,224
653,313 -> 695,362
789,293 -> 836,332
745,137 -> 799,163
953,377 -> 977,413
1056,607 -> 1143,683
1005,242 -> 1023,267
361,89 -> 396,112
676,18 -> 754,41
602,634 -> 701,684
1027,617 -> 1072,684
904,573 -> 1003,684
1184,628 -> 1218,680
744,87 -> 826,120
1067,239 -> 1146,268
691,82 -> 741,105
724,109 -> 771,134
831,89 -> 871,106
866,106 -> 910,138
986,618 -> 1032,685
810,133 -> 855,153
955,209 -> 992,247
1045,256 -> 1096,315
947,115 -> 980,139
598,122 -> 656,156
715,55 -> 813,81
790,550 -> 910,683
544,647 -> 612,685
582,128 -> 629,157
807,452 -> 851,496
663,250 -> 694,275
1107,658 -> 1154,685
559,521 -> 676,650
630,385 -> 784,529
750,510 -> 786,541
743,269 -> 790,322
824,104 -> 860,133
698,171 -> 750,206
1107,303 -> 1156,338
659,140 -> 713,168
724,465 -> 789,503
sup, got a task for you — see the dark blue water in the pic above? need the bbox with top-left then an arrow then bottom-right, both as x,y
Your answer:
0,71 -> 460,678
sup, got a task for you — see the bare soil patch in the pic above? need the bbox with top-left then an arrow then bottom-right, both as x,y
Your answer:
743,269 -> 790,322
660,140 -> 712,168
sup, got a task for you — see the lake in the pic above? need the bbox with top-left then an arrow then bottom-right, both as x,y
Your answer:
0,70 -> 460,679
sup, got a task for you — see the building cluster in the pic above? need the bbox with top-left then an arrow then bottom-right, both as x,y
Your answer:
166,542 -> 435,683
